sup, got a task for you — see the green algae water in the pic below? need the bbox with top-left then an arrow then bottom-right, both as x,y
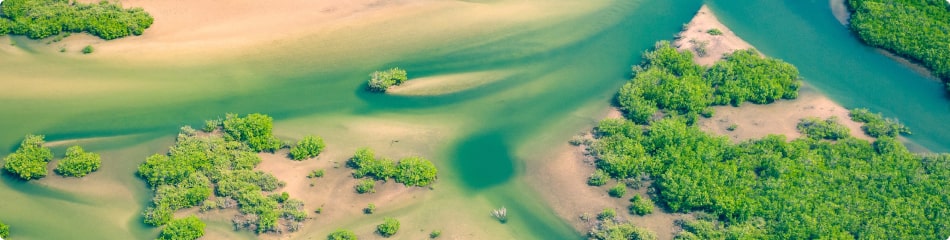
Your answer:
0,0 -> 947,239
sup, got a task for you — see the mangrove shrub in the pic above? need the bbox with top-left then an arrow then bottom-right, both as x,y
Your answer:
0,0 -> 153,39
158,216 -> 205,240
55,145 -> 101,177
2,134 -> 53,180
289,135 -> 326,160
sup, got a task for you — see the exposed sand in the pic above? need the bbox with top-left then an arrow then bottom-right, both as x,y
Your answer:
387,70 -> 513,96
830,0 -> 851,25
697,87 -> 873,142
673,5 -> 754,66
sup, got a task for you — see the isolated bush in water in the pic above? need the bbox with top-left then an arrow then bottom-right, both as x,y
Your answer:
55,145 -> 101,177
2,134 -> 53,180
289,135 -> 326,160
367,67 -> 408,92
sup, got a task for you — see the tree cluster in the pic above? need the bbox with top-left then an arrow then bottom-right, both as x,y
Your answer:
55,145 -> 101,177
367,67 -> 408,92
618,41 -> 800,124
847,0 -> 950,92
849,108 -> 911,138
347,148 -> 438,188
137,115 -> 306,237
590,41 -> 950,238
2,134 -> 53,180
796,116 -> 851,140
0,0 -> 153,40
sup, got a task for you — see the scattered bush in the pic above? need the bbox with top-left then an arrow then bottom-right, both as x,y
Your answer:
797,117 -> 851,140
628,195 -> 654,216
0,0 -> 154,40
348,148 -> 438,187
308,169 -> 325,178
367,67 -> 408,92
706,28 -> 723,36
2,134 -> 53,180
355,179 -> 376,194
158,216 -> 205,240
589,219 -> 657,240
430,230 -> 442,239
55,145 -> 101,177
289,135 -> 325,160
597,208 -> 616,221
726,124 -> 737,131
608,183 -> 626,198
81,45 -> 93,54
587,170 -> 610,186
364,203 -> 376,214
377,217 -> 400,237
327,229 -> 357,240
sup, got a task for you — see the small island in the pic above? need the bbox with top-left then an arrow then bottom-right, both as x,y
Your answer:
367,67 -> 408,92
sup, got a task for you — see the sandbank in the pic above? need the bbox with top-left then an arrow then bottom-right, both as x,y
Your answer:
387,70 -> 513,96
672,5 -> 753,66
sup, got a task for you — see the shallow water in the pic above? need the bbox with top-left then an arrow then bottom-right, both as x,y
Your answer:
0,0 -> 947,239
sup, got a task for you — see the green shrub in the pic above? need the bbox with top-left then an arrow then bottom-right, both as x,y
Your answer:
589,219 -> 657,240
327,229 -> 357,240
708,49 -> 800,106
430,230 -> 442,238
797,117 -> 851,140
355,179 -> 376,194
587,169 -> 610,186
608,183 -> 626,198
394,156 -> 438,187
377,217 -> 400,237
597,208 -> 616,221
81,45 -> 93,54
628,195 -> 654,216
2,134 -> 53,180
0,0 -> 154,40
158,216 -> 205,240
308,169 -> 325,178
0,219 -> 9,238
289,135 -> 325,160
55,145 -> 101,177
367,67 -> 408,92
707,28 -> 723,35
726,124 -> 737,131
364,203 -> 376,214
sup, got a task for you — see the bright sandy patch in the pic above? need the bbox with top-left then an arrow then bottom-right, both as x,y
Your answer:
697,88 -> 873,142
387,70 -> 513,96
673,5 -> 754,66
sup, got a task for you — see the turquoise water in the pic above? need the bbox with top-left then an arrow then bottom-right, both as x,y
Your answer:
0,0 -> 946,239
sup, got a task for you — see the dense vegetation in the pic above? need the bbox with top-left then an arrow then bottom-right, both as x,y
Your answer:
289,135 -> 326,160
618,41 -> 799,124
158,216 -> 205,240
590,42 -> 950,238
376,217 -> 400,237
327,229 -> 358,240
55,145 -> 101,177
367,68 -> 408,92
849,108 -> 911,138
588,219 -> 656,240
0,218 -> 8,239
847,0 -> 950,91
138,115 -> 306,237
2,135 -> 53,180
0,0 -> 153,40
796,117 -> 851,140
347,148 -> 438,188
